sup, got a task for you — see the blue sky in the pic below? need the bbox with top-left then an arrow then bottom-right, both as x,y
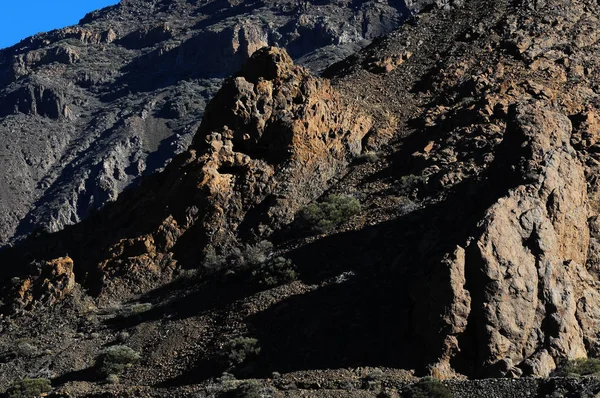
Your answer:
0,0 -> 119,50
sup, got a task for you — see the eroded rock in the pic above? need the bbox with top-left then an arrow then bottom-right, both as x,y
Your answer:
28,47 -> 373,298
3,82 -> 70,119
455,104 -> 597,377
10,257 -> 75,310
185,47 -> 372,256
0,0 -> 420,248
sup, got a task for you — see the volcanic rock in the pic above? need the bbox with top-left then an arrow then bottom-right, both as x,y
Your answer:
0,0 -> 422,247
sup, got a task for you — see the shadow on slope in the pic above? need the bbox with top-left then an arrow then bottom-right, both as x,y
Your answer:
157,141 -> 523,384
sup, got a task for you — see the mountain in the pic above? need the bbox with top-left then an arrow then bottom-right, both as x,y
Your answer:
0,0 -> 422,248
3,0 -> 600,396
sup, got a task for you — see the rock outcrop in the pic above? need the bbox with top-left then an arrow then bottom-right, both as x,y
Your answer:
190,48 -> 371,244
8,256 -> 75,310
2,80 -> 72,119
466,104 -> 595,378
321,0 -> 600,379
0,47 -> 372,300
0,0 -> 422,248
94,47 -> 370,296
415,102 -> 599,379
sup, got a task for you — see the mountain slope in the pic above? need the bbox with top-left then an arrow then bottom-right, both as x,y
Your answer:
3,0 -> 600,396
0,0 -> 423,248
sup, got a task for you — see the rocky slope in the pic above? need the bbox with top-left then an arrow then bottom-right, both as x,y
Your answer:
4,0 -> 600,396
0,0 -> 424,248
322,0 -> 600,378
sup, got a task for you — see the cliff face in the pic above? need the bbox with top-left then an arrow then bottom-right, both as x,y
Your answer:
316,0 -> 600,379
0,0 -> 422,248
5,0 -> 600,396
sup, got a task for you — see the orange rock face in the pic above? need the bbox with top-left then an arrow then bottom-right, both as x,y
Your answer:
13,256 -> 75,310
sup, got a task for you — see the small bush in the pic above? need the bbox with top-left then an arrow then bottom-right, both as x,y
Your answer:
402,377 -> 452,398
220,337 -> 261,369
297,194 -> 361,233
252,257 -> 297,287
117,303 -> 152,319
242,241 -> 273,266
116,331 -> 130,343
177,267 -> 202,281
397,174 -> 427,195
558,358 -> 600,376
105,374 -> 120,385
204,246 -> 227,269
127,303 -> 152,315
396,196 -> 420,216
204,241 -> 274,270
96,345 -> 141,377
6,378 -> 52,398
218,372 -> 236,382
366,368 -> 384,381
229,381 -> 276,398
355,151 -> 381,163
13,339 -> 37,358
60,38 -> 84,47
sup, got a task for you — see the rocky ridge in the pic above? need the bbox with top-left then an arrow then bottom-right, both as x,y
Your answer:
1,46 -> 374,300
0,0 -> 425,248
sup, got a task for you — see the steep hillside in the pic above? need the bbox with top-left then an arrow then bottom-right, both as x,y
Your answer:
4,0 -> 600,396
0,0 -> 422,248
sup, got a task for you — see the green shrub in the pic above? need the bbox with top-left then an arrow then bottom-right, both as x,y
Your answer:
403,377 -> 452,398
60,38 -> 84,47
242,241 -> 273,266
397,174 -> 427,195
176,267 -> 202,281
204,246 -> 227,269
252,257 -> 297,287
113,302 -> 153,319
204,241 -> 273,270
558,358 -> 600,376
13,339 -> 37,358
125,303 -> 152,315
105,374 -> 120,385
397,196 -> 419,216
220,337 -> 261,368
6,378 -> 52,398
96,345 -> 141,377
366,368 -> 384,380
297,194 -> 361,233
116,331 -> 130,343
355,151 -> 381,163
